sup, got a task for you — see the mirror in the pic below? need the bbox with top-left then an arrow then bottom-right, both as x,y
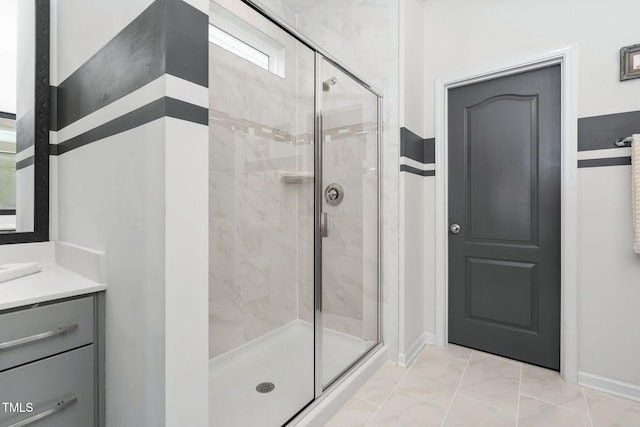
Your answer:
0,0 -> 49,243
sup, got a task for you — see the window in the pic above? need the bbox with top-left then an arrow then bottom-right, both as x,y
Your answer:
209,25 -> 269,71
209,2 -> 286,78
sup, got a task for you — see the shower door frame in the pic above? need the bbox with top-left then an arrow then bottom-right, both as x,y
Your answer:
235,0 -> 384,407
313,52 -> 384,397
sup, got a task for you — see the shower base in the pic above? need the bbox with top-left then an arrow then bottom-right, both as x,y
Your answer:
209,320 -> 370,426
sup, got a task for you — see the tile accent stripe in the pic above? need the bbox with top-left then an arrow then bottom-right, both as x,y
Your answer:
400,164 -> 435,176
578,157 -> 631,168
424,137 -> 436,164
16,145 -> 35,162
166,0 -> 208,89
578,110 -> 640,152
400,127 -> 436,164
16,110 -> 34,153
51,97 -> 207,156
54,0 -> 165,131
16,156 -> 35,170
53,0 -> 207,131
56,75 -> 166,145
210,109 -> 377,144
166,97 -> 208,124
567,109 -> 640,167
49,86 -> 57,129
400,127 -> 436,176
0,209 -> 16,215
400,127 -> 425,163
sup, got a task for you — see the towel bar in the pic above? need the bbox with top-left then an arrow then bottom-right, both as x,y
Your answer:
614,136 -> 634,147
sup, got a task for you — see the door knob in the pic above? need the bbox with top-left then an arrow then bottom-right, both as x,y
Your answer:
450,224 -> 461,234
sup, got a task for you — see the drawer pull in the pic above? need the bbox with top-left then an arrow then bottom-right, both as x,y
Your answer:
0,324 -> 79,351
7,397 -> 78,427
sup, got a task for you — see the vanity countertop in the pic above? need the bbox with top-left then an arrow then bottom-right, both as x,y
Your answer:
0,264 -> 106,311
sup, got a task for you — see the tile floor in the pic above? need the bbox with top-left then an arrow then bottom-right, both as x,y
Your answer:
325,344 -> 640,426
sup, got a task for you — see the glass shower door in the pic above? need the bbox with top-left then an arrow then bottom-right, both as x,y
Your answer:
318,57 -> 380,387
208,1 -> 315,425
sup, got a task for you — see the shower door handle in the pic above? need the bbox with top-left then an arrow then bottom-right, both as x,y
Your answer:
321,212 -> 329,237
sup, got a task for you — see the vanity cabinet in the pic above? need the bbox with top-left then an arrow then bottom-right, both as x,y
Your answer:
0,293 -> 104,427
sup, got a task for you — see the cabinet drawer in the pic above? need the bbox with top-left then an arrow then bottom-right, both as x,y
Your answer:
0,297 -> 94,372
0,345 -> 95,427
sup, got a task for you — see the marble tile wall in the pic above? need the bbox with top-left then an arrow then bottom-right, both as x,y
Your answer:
210,0 -> 399,359
208,0 -> 316,358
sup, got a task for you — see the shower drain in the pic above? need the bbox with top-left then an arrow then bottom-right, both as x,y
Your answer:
256,382 -> 275,393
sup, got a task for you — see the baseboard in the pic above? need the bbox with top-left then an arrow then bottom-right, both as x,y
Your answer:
293,345 -> 388,426
578,371 -> 640,402
424,332 -> 436,345
398,332 -> 433,367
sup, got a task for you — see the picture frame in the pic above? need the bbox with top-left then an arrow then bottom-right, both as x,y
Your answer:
620,43 -> 640,81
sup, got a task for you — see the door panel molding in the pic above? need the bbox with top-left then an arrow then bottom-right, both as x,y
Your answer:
464,257 -> 539,332
465,94 -> 540,245
434,46 -> 578,382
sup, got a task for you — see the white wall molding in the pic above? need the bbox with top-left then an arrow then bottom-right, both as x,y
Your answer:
579,372 -> 640,402
424,332 -> 435,345
54,74 -> 207,145
434,46 -> 579,383
398,332 -> 433,367
55,75 -> 165,143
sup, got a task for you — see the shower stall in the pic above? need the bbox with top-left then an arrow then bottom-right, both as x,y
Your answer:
208,0 -> 381,424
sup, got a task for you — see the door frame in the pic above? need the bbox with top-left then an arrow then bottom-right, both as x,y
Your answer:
434,46 -> 578,382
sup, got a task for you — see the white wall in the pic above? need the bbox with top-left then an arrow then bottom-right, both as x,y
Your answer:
53,3 -> 163,424
423,0 -> 640,393
164,117 -> 208,426
400,0 -> 425,136
424,0 -> 640,135
399,0 -> 428,363
53,1 -> 210,425
0,52 -> 16,113
578,166 -> 640,389
55,0 -> 154,84
57,120 -> 168,426
0,0 -> 17,114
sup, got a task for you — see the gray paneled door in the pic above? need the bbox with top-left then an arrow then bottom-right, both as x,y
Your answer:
448,65 -> 561,370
